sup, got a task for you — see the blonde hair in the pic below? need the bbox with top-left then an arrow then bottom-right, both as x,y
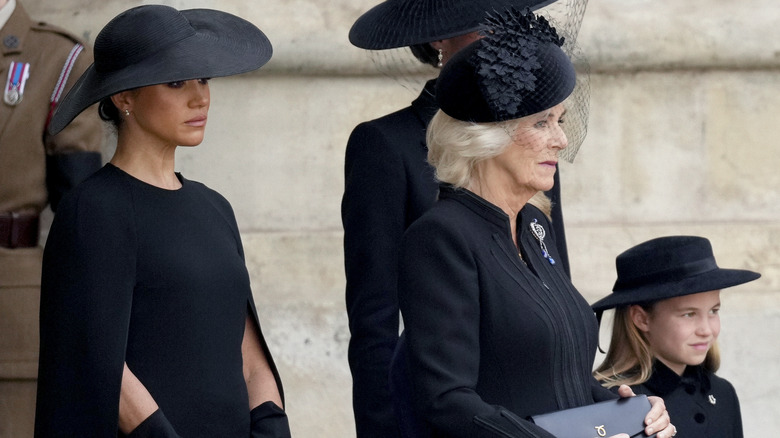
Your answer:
594,305 -> 721,388
426,110 -> 552,218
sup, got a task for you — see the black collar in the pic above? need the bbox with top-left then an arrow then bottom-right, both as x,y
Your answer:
643,361 -> 712,396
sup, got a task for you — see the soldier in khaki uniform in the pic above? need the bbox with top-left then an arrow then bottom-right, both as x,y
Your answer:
0,0 -> 102,436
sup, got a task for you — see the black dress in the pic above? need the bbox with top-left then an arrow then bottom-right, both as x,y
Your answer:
397,185 -> 613,438
632,362 -> 743,438
35,164 -> 285,437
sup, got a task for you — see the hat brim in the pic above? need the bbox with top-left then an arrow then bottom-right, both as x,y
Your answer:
591,267 -> 760,312
48,9 -> 272,135
349,0 -> 559,50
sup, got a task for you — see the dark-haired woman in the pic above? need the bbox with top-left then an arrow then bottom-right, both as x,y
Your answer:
35,5 -> 289,437
395,9 -> 676,438
341,1 -> 562,436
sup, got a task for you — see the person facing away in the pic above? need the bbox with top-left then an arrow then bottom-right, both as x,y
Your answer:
341,0 -> 565,435
0,0 -> 102,435
34,5 -> 290,437
593,235 -> 760,438
393,8 -> 676,438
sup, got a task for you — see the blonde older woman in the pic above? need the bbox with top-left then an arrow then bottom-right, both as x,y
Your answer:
394,8 -> 676,438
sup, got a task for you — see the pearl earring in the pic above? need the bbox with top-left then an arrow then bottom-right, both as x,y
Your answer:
124,109 -> 130,116
437,49 -> 443,68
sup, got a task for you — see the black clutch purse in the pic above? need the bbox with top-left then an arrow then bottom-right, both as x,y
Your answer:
530,395 -> 657,438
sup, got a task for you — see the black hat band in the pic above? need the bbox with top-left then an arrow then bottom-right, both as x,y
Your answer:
613,257 -> 718,292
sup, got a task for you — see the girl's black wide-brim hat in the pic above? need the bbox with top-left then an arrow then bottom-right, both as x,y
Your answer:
591,236 -> 760,312
48,5 -> 273,135
349,0 -> 558,50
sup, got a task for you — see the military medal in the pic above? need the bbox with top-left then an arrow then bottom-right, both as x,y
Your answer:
5,61 -> 30,106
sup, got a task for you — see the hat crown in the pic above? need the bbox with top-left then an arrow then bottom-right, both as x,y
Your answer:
614,236 -> 717,290
94,5 -> 195,73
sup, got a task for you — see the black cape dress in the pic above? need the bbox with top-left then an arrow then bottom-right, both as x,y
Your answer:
35,164 -> 284,437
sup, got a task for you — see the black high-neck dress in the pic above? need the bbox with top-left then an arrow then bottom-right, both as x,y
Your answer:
35,164 -> 284,437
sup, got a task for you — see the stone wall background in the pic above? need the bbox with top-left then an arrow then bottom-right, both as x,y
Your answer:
21,0 -> 780,436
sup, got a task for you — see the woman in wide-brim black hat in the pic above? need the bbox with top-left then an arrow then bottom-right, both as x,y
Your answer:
342,1 -> 566,436
392,8 -> 676,438
593,235 -> 759,438
36,5 -> 290,438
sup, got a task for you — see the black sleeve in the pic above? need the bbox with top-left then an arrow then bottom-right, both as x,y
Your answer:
34,180 -> 136,437
45,151 -> 101,212
398,217 -> 555,438
123,409 -> 181,438
250,401 -> 292,438
341,122 -> 406,437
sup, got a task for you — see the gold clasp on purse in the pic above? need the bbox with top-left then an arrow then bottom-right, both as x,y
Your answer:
594,425 -> 607,437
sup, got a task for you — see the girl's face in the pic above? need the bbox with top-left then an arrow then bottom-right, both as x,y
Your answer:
123,79 -> 211,148
632,290 -> 722,375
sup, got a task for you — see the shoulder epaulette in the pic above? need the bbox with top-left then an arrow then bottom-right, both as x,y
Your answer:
30,20 -> 86,46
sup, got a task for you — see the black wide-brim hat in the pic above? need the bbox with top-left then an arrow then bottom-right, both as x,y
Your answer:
48,5 -> 273,135
591,236 -> 760,312
349,0 -> 558,50
436,9 -> 575,123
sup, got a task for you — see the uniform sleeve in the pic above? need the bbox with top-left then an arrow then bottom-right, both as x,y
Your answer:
398,217 -> 556,438
341,122 -> 406,436
43,43 -> 103,211
35,183 -> 136,437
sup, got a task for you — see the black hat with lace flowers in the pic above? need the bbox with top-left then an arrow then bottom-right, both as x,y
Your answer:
436,8 -> 574,124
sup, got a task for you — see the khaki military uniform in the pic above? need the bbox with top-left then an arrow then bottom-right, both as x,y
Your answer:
0,2 -> 102,436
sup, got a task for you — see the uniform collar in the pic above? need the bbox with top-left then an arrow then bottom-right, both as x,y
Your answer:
643,361 -> 712,396
1,0 -> 29,56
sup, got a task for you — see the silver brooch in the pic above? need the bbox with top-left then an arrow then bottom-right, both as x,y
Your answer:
709,394 -> 717,405
529,219 -> 555,265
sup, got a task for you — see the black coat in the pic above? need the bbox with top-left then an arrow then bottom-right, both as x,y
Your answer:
633,362 -> 743,438
342,81 -> 440,438
342,80 -> 570,437
397,186 -> 613,438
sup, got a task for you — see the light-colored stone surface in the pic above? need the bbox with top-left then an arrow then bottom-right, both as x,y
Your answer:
9,0 -> 780,437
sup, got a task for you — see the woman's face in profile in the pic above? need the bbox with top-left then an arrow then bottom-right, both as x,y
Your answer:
639,290 -> 722,374
483,103 -> 568,197
126,79 -> 211,147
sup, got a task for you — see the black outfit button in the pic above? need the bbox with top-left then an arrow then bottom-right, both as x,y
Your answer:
694,413 -> 706,423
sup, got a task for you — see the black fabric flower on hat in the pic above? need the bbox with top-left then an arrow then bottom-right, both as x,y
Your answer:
474,8 -> 564,120
436,7 -> 576,124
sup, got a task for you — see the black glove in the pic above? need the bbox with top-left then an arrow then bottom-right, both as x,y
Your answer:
124,409 -> 181,438
250,401 -> 291,438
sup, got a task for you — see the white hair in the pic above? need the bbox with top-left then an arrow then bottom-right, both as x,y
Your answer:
426,110 -> 552,217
